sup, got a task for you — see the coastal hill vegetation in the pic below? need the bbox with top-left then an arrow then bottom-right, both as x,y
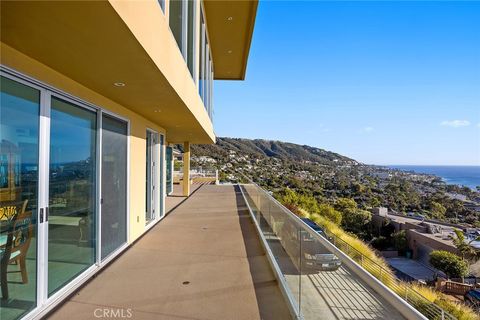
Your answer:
191,137 -> 480,226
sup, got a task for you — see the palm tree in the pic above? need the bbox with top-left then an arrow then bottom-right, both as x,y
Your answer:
450,229 -> 480,281
451,229 -> 480,261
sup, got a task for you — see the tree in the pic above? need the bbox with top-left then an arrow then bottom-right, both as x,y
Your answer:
335,197 -> 357,213
451,229 -> 480,263
318,203 -> 342,225
174,160 -> 182,171
429,201 -> 446,220
342,209 -> 372,234
335,198 -> 372,234
392,230 -> 408,254
429,250 -> 469,279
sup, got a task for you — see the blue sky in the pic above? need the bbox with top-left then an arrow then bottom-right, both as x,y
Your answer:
213,1 -> 480,166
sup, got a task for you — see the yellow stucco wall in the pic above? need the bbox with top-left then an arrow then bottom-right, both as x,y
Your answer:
1,42 -> 165,241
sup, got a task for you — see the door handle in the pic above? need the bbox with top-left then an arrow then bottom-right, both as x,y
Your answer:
40,208 -> 44,223
45,207 -> 49,222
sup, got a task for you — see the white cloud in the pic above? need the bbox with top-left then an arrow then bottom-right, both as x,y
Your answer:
440,120 -> 470,128
361,126 -> 374,133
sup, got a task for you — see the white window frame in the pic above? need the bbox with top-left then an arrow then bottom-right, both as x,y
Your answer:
0,65 -> 132,320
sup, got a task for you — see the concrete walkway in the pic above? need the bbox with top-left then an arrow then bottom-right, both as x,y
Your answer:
48,185 -> 291,320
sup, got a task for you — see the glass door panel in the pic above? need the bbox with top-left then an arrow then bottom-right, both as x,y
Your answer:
101,114 -> 127,260
166,147 -> 173,195
0,76 -> 39,320
145,131 -> 155,224
158,135 -> 164,218
48,97 -> 96,296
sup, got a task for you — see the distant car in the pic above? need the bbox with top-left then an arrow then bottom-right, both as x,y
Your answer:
300,218 -> 341,271
464,289 -> 480,310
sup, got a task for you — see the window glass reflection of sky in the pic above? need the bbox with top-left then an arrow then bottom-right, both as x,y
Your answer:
50,97 -> 96,166
0,76 -> 40,167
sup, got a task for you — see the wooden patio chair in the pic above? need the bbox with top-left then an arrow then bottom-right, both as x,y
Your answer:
0,200 -> 32,300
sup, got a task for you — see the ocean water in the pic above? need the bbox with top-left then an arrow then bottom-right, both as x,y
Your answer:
388,165 -> 480,190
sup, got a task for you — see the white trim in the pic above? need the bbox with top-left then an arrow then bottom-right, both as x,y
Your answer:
145,128 -> 159,227
159,133 -> 166,218
37,88 -> 51,312
164,0 -> 169,20
96,111 -> 102,265
181,0 -> 188,61
126,121 -> 131,244
193,0 -> 200,85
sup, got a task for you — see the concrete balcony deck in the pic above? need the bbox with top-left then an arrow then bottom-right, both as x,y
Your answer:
48,185 -> 291,320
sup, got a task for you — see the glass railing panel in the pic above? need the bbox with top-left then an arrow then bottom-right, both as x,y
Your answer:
240,182 -> 455,320
241,184 -> 301,314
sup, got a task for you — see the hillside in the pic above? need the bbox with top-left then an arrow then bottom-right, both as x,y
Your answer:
191,137 -> 356,166
189,137 -> 480,226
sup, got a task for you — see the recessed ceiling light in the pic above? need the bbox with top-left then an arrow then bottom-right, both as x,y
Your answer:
227,50 -> 232,54
227,16 -> 233,21
154,109 -> 162,113
113,82 -> 125,87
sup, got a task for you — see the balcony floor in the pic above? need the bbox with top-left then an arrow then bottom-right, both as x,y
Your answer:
48,185 -> 291,320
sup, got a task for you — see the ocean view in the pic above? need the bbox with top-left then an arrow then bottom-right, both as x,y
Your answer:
389,165 -> 480,190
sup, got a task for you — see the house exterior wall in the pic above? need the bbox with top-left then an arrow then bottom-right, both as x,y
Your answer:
1,43 -> 167,241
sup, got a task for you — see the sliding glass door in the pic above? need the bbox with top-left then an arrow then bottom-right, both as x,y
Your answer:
145,131 -> 156,224
166,146 -> 173,195
0,76 -> 40,320
101,115 -> 127,260
0,70 -> 131,319
158,134 -> 165,218
48,96 -> 97,296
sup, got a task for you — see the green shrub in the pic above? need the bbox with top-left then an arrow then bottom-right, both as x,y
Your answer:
392,230 -> 408,253
318,203 -> 342,224
334,197 -> 372,234
371,236 -> 390,251
429,250 -> 469,279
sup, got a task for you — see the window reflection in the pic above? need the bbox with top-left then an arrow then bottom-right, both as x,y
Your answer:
0,76 -> 39,320
199,6 -> 214,120
48,97 -> 96,296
